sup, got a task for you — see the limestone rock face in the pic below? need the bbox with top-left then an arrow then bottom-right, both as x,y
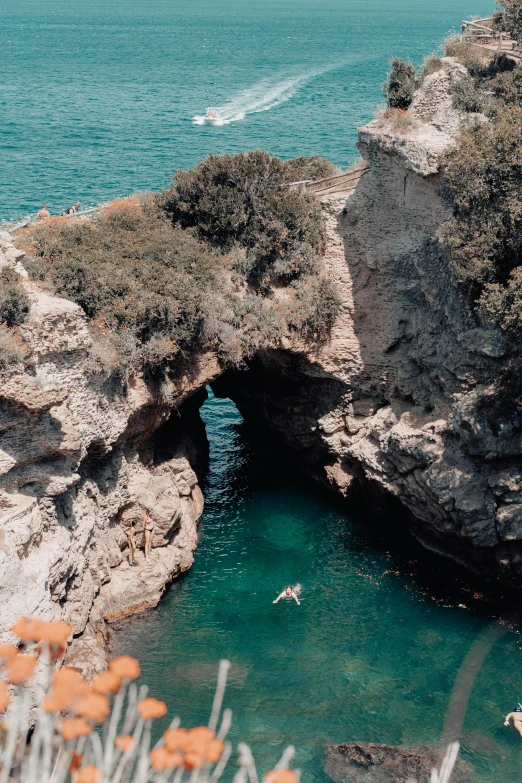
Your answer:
215,64 -> 522,585
0,231 -> 220,669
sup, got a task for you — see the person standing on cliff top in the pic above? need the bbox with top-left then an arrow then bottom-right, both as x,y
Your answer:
144,511 -> 154,564
37,204 -> 50,220
504,705 -> 522,736
273,585 -> 301,605
127,521 -> 137,567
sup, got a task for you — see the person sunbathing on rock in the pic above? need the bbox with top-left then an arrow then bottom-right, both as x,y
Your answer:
273,585 -> 300,605
504,705 -> 522,736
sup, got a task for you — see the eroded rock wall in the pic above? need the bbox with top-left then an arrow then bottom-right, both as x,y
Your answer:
216,61 -> 522,584
0,229 -> 220,671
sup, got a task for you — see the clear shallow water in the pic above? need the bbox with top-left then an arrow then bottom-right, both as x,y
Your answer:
1,0 -> 493,220
115,393 -> 522,783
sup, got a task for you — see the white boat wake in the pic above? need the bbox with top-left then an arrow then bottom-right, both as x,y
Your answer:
193,67 -> 332,125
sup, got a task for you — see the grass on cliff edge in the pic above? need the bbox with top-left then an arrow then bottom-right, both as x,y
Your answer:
19,152 -> 340,378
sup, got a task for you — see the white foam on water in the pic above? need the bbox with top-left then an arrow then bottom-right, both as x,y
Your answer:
192,65 -> 336,125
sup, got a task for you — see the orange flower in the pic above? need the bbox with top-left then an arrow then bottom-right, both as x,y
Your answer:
0,682 -> 10,713
163,727 -> 189,752
0,644 -> 18,662
184,751 -> 204,770
206,739 -> 225,764
108,655 -> 140,680
6,654 -> 37,684
264,771 -> 297,783
49,668 -> 91,710
149,747 -> 183,771
76,694 -> 110,723
137,697 -> 167,720
76,765 -> 102,783
40,621 -> 73,645
114,735 -> 134,753
69,752 -> 83,773
42,695 -> 62,714
11,617 -> 46,643
92,671 -> 120,695
59,717 -> 92,741
53,667 -> 88,693
184,726 -> 216,755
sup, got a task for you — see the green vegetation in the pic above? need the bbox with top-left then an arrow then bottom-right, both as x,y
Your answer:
493,0 -> 522,45
23,154 -> 340,376
451,75 -> 485,112
161,151 -> 326,288
384,58 -> 417,109
440,2 -> 522,407
0,268 -> 30,328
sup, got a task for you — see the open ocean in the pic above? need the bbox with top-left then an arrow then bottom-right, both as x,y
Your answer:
1,0 -> 491,220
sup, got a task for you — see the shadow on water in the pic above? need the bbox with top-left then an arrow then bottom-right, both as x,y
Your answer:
113,391 -> 522,783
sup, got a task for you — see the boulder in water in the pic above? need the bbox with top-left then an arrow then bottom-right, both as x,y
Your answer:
324,742 -> 471,783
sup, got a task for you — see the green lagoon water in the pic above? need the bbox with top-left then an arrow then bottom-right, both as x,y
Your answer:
114,393 -> 522,783
6,0 -> 522,778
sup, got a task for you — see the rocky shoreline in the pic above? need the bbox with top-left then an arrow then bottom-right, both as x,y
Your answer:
3,57 -> 522,679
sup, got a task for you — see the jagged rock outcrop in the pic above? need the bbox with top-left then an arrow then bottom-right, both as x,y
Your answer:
0,230 -> 219,670
324,742 -> 471,783
215,60 -> 522,584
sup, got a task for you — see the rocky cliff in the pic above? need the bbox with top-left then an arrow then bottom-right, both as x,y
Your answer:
216,58 -> 522,585
1,57 -> 521,674
0,228 -> 221,674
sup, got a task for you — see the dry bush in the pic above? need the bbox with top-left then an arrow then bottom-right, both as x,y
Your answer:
0,325 -> 27,370
418,55 -> 444,82
443,37 -> 492,75
378,107 -> 421,134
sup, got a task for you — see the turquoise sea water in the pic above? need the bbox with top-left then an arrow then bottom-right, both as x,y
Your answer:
114,393 -> 522,783
1,0 -> 492,220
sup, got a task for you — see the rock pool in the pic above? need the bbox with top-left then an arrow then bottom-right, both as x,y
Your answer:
113,392 -> 522,782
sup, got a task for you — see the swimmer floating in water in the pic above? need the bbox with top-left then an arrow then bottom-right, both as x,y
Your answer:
273,585 -> 301,605
504,703 -> 522,736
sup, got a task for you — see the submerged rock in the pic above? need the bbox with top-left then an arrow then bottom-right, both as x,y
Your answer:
324,742 -> 471,783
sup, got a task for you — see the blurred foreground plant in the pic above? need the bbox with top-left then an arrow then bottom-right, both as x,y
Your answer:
0,618 -> 300,783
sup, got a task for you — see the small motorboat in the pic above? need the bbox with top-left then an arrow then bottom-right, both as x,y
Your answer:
204,107 -> 220,122
192,107 -> 223,126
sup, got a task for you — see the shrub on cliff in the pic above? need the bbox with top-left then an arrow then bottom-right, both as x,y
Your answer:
452,76 -> 485,112
418,55 -> 443,83
443,38 -> 491,76
23,161 -> 340,375
0,268 -> 30,327
384,58 -> 417,110
491,63 -> 522,103
282,155 -> 339,182
161,151 -> 325,288
443,103 -> 522,299
0,325 -> 27,370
